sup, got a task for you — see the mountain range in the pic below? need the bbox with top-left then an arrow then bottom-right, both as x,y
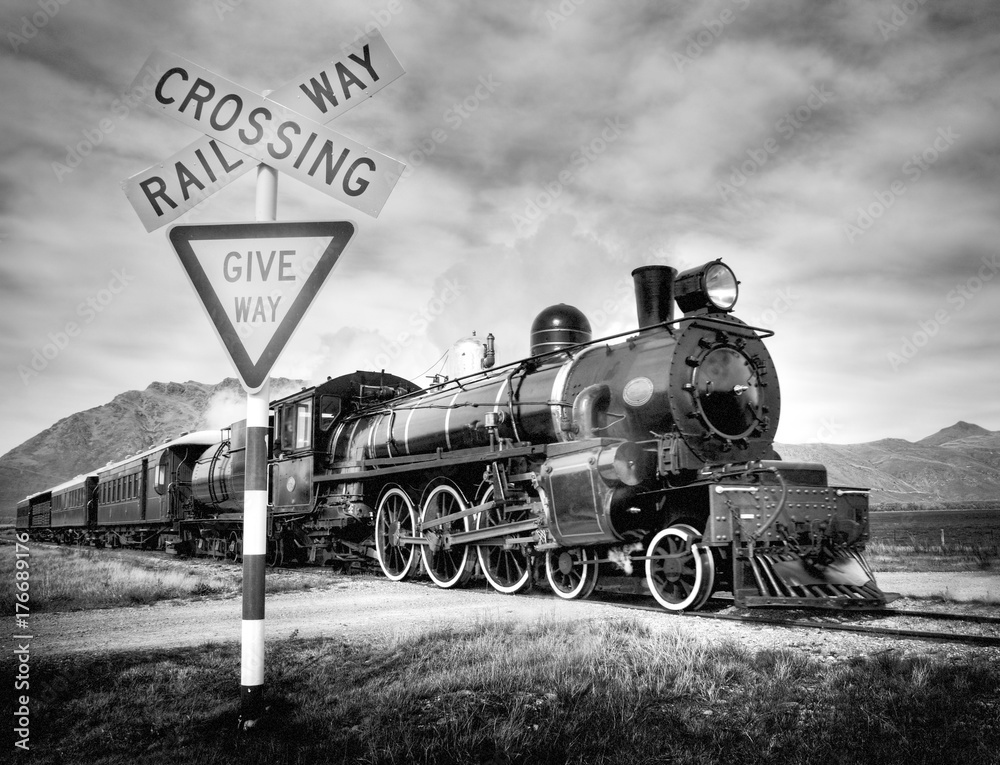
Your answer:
775,421 -> 1000,504
0,378 -> 305,523
2,380 -> 998,522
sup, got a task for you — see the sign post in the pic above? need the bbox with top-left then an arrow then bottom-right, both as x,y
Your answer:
240,150 -> 277,727
123,32 -> 405,730
168,213 -> 358,727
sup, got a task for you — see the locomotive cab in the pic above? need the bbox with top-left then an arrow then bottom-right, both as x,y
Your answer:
272,389 -> 320,514
272,371 -> 423,514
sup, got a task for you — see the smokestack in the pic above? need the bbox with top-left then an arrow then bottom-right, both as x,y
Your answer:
631,265 -> 677,330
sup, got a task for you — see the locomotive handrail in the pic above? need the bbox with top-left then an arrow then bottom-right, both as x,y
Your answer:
346,315 -> 777,416
316,442 -> 548,482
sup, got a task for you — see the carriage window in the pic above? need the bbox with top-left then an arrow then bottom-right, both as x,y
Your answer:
155,456 -> 168,496
319,395 -> 341,431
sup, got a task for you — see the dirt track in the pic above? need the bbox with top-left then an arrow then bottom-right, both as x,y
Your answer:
33,571 -> 1000,663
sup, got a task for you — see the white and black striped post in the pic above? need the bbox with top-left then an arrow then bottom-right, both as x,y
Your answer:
240,378 -> 270,726
239,155 -> 278,729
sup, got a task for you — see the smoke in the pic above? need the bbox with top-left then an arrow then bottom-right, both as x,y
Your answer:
202,388 -> 246,431
202,380 -> 307,430
607,542 -> 644,575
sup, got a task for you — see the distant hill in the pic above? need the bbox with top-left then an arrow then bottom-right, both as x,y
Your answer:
917,420 -> 992,448
0,378 -> 305,523
777,423 -> 1000,504
3,381 -> 998,522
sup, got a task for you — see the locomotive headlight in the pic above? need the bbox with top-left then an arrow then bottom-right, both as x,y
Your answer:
675,260 -> 739,314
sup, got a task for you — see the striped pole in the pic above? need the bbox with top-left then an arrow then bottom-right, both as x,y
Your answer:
240,380 -> 270,727
239,152 -> 278,730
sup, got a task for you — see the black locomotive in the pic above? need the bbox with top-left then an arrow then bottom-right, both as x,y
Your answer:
17,260 -> 892,610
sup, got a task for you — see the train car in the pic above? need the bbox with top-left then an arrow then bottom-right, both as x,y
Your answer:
17,259 -> 892,612
189,258 -> 892,610
50,474 -> 98,544
24,490 -> 52,537
93,431 -> 222,549
15,497 -> 31,530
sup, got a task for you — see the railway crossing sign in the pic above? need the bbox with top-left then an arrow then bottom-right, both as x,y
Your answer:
122,31 -> 405,231
123,31 -> 404,730
168,221 -> 356,392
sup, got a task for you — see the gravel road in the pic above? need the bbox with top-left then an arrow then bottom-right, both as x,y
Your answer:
33,571 -> 1000,663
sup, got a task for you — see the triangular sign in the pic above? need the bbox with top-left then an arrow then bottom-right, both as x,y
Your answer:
168,221 -> 356,392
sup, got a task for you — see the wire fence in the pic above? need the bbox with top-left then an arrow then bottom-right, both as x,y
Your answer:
870,528 -> 999,552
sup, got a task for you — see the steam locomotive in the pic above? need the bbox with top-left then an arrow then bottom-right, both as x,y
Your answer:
16,260 -> 893,610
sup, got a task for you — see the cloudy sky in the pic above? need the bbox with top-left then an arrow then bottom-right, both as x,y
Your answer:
1,0 -> 999,457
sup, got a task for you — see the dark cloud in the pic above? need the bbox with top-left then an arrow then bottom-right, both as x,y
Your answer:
1,0 -> 999,454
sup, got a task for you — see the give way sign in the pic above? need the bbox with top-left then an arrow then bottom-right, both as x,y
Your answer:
122,31 -> 405,231
168,221 -> 357,392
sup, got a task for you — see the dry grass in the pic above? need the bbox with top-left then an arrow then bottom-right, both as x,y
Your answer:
866,539 -> 998,573
0,543 -> 316,612
14,616 -> 1000,764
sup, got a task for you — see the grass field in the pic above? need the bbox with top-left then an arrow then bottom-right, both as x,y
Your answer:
867,507 -> 1000,572
9,617 -> 1000,765
0,543 -> 315,612
869,507 -> 1000,548
5,533 -> 1000,763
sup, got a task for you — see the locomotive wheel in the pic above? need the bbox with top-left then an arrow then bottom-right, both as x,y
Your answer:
693,545 -> 716,610
475,487 -> 532,595
544,548 -> 598,600
645,525 -> 707,611
670,523 -> 715,609
226,532 -> 242,562
266,539 -> 282,568
419,484 -> 474,589
375,488 -> 419,582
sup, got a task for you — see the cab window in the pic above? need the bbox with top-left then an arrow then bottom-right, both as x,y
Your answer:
295,400 -> 313,449
319,395 -> 341,431
280,400 -> 313,451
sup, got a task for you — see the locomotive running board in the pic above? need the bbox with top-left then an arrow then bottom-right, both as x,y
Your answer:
734,550 -> 899,610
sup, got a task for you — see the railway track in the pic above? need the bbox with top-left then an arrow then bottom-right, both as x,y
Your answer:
588,595 -> 1000,648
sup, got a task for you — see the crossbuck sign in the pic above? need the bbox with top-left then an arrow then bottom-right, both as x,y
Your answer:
122,31 -> 406,231
121,31 -> 407,730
